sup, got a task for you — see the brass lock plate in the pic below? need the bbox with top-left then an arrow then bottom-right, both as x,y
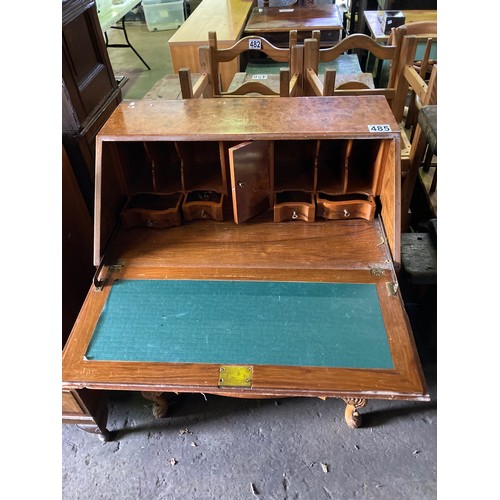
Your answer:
218,365 -> 253,388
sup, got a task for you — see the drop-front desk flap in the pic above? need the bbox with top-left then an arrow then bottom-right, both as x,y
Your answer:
63,97 -> 428,432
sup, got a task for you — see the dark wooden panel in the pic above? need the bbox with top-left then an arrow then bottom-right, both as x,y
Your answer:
62,0 -> 123,209
229,141 -> 270,223
62,146 -> 94,347
62,0 -> 117,128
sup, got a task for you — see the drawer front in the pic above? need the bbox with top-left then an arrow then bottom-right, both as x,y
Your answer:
121,193 -> 183,229
62,390 -> 84,415
122,209 -> 182,229
183,193 -> 225,221
317,196 -> 376,221
274,203 -> 315,222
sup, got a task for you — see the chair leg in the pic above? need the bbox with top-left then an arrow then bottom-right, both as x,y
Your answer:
422,145 -> 434,173
401,126 -> 428,231
429,167 -> 437,193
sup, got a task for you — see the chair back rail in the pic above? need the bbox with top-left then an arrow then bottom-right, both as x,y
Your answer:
194,30 -> 302,98
303,30 -> 417,123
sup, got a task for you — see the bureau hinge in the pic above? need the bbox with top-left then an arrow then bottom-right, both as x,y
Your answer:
386,281 -> 399,296
369,266 -> 385,277
93,264 -> 123,291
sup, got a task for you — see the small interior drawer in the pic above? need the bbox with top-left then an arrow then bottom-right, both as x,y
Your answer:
316,193 -> 376,221
120,192 -> 183,229
273,191 -> 315,222
182,191 -> 225,221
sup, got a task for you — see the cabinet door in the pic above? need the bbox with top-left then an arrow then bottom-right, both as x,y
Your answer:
229,141 -> 270,223
62,0 -> 118,127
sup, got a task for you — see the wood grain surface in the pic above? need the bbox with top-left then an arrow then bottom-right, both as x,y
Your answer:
63,95 -> 427,404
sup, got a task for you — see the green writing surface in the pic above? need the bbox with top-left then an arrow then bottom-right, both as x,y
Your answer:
85,280 -> 393,369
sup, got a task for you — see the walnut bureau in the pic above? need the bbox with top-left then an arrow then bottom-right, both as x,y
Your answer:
62,96 -> 429,439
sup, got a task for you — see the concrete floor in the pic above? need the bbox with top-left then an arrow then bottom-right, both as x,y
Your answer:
62,15 -> 437,499
62,364 -> 436,499
104,19 -> 176,100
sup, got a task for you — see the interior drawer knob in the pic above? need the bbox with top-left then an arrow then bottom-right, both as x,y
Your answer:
292,211 -> 298,219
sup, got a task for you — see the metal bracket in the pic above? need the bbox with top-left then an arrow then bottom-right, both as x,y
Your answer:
386,281 -> 399,296
369,266 -> 385,277
218,366 -> 253,388
93,264 -> 123,292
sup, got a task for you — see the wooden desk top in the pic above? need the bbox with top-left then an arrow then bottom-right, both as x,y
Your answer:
168,0 -> 254,44
364,10 -> 437,42
98,96 -> 398,140
245,4 -> 342,33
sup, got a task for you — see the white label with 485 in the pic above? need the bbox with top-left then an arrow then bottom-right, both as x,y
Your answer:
368,124 -> 392,132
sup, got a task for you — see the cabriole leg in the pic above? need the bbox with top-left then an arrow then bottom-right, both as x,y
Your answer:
342,398 -> 367,428
77,424 -> 113,442
142,391 -> 169,418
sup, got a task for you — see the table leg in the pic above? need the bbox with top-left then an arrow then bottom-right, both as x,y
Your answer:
77,423 -> 113,442
106,17 -> 151,70
64,389 -> 114,442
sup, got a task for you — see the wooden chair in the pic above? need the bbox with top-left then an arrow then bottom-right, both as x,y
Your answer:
303,31 -> 417,122
388,22 -> 437,135
400,63 -> 437,230
189,30 -> 303,98
178,69 -> 211,99
386,22 -> 437,69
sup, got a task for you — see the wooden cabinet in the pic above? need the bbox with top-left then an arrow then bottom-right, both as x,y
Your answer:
63,96 -> 428,434
62,0 -> 123,440
62,0 -> 125,209
63,145 -> 113,440
62,146 -> 94,347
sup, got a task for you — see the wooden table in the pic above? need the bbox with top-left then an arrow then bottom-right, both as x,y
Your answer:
168,0 -> 254,91
244,3 -> 343,47
96,0 -> 150,70
97,0 -> 140,32
363,10 -> 437,43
